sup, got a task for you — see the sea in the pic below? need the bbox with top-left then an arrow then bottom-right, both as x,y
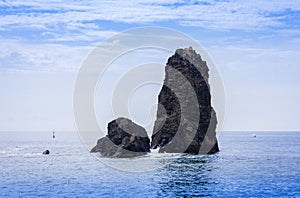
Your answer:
0,131 -> 299,197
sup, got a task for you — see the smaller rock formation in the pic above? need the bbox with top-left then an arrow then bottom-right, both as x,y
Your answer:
91,117 -> 150,158
42,150 -> 50,155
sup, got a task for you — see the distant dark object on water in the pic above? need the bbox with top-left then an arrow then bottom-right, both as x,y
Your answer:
52,131 -> 55,139
42,150 -> 50,155
252,134 -> 257,138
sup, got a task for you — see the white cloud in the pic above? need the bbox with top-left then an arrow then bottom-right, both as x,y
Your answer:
1,0 -> 300,32
209,45 -> 300,73
1,0 -> 299,72
47,29 -> 118,42
0,39 -> 93,72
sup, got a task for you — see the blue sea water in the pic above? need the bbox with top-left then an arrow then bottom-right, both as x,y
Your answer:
0,131 -> 299,197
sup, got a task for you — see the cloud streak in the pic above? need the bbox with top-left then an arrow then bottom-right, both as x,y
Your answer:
0,39 -> 92,72
1,0 -> 300,72
1,0 -> 300,32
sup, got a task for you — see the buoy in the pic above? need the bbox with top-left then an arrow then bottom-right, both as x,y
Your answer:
52,131 -> 55,139
252,134 -> 257,138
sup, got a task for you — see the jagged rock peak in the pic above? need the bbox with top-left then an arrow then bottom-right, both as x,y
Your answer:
175,47 -> 209,81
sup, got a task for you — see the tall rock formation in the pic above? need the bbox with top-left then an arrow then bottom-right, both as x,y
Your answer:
151,47 -> 219,154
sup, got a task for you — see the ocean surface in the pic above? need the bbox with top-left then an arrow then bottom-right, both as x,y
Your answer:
0,131 -> 299,197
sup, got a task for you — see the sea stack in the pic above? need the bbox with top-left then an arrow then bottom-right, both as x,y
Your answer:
151,47 -> 219,154
91,117 -> 151,158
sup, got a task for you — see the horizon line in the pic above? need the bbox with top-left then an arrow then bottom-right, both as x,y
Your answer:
0,130 -> 299,133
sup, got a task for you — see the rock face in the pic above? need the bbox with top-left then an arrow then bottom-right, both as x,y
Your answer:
91,117 -> 150,158
151,47 -> 219,154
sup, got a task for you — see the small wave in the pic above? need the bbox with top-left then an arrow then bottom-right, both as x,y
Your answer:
1,152 -> 43,158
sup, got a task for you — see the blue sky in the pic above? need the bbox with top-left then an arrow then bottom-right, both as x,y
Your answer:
0,0 -> 300,132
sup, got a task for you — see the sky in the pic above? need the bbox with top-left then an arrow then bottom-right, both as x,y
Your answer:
0,0 -> 300,132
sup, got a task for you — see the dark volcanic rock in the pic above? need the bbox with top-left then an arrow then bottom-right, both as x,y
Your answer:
42,150 -> 50,155
91,117 -> 150,158
151,47 -> 219,154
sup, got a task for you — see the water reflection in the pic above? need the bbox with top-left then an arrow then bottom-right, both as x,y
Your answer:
155,154 -> 220,197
